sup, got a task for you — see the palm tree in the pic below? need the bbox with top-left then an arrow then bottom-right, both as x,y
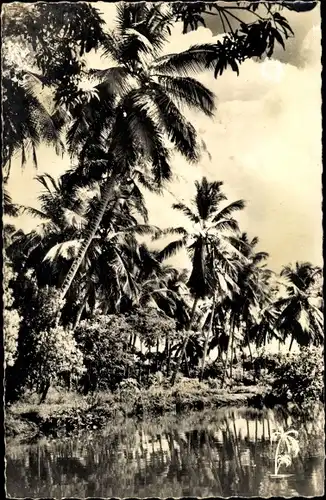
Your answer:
156,176 -> 245,384
11,173 -> 156,326
221,233 -> 273,385
2,63 -> 65,180
275,262 -> 323,350
56,3 -> 219,306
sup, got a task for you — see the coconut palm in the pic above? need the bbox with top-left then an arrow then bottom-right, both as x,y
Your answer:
275,262 -> 324,350
56,3 -> 219,306
2,64 -> 65,180
156,176 -> 245,384
11,173 -> 156,326
220,233 -> 274,384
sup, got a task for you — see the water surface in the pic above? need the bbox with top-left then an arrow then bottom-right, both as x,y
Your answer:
6,406 -> 324,497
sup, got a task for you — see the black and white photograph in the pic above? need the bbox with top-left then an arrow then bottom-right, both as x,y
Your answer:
2,1 -> 324,497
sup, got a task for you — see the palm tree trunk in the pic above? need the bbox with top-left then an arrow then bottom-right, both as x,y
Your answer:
289,334 -> 294,352
171,295 -> 199,386
246,330 -> 255,382
221,317 -> 234,388
156,337 -> 160,371
230,325 -> 236,380
58,177 -> 118,304
199,295 -> 216,382
165,334 -> 170,376
73,293 -> 88,329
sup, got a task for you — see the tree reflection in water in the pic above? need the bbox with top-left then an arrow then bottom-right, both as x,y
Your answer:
6,406 -> 325,498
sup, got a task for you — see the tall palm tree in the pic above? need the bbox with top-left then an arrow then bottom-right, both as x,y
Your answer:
11,173 -> 156,326
56,3 -> 218,306
275,262 -> 323,350
221,233 -> 273,385
157,176 -> 245,384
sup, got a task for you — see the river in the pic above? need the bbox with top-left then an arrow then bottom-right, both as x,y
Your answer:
6,406 -> 324,497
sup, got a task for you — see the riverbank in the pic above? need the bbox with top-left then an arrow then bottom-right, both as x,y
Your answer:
5,382 -> 267,443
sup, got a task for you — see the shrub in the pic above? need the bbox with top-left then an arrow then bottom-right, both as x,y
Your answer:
202,360 -> 224,380
26,326 -> 85,395
253,349 -> 288,374
118,378 -> 141,403
268,346 -> 324,409
75,315 -> 135,392
3,257 -> 21,367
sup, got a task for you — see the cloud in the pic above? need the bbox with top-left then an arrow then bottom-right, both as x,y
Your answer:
145,16 -> 322,271
6,5 -> 322,273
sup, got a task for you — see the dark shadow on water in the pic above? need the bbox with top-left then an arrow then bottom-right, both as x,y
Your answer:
6,406 -> 325,497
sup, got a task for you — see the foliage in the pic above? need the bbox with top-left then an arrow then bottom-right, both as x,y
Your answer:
268,347 -> 324,409
75,315 -> 135,392
276,262 -> 323,348
125,308 -> 176,348
24,326 -> 85,393
253,349 -> 288,374
5,276 -> 65,401
3,256 -> 21,367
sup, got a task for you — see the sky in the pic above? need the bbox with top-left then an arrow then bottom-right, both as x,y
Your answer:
6,2 -> 322,273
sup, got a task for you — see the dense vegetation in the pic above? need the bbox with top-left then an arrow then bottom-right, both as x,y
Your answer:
3,3 -> 323,414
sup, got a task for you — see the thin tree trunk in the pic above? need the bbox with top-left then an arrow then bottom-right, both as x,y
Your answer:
58,177 -> 119,305
39,379 -> 51,404
166,337 -> 171,377
221,317 -> 234,388
199,294 -> 216,382
156,337 -> 160,371
73,294 -> 88,329
246,330 -> 256,382
171,296 -> 199,386
230,325 -> 236,380
289,335 -> 294,352
184,352 -> 190,377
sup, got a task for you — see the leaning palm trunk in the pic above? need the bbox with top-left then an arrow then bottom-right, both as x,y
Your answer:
288,334 -> 294,352
171,296 -> 199,386
58,176 -> 119,305
199,294 -> 216,382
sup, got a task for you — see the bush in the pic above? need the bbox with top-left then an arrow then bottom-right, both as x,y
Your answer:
75,315 -> 135,393
268,346 -> 324,409
3,256 -> 21,367
253,349 -> 287,374
26,326 -> 85,396
202,360 -> 224,380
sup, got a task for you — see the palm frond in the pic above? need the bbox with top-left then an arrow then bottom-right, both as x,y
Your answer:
151,44 -> 217,76
156,75 -> 216,116
88,66 -> 133,95
172,203 -> 200,224
212,200 -> 246,222
150,83 -> 199,163
43,239 -> 83,262
213,217 -> 240,233
158,237 -> 187,261
152,226 -> 188,241
19,205 -> 49,220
